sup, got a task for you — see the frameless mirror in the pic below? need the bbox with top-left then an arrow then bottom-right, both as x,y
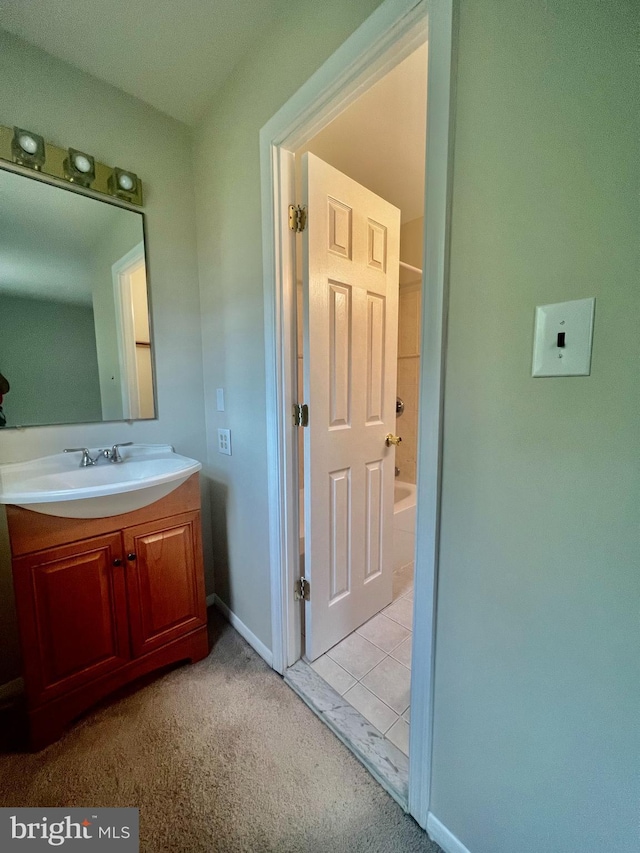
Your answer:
0,167 -> 156,428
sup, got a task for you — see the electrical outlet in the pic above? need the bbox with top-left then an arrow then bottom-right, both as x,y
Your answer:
217,428 -> 231,455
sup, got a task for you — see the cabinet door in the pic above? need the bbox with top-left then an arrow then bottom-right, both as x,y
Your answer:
12,533 -> 131,704
124,511 -> 206,657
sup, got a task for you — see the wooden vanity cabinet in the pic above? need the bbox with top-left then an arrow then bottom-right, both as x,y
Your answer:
7,475 -> 208,750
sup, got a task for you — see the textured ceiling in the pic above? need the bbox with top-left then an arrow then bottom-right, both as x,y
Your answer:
0,0 -> 288,125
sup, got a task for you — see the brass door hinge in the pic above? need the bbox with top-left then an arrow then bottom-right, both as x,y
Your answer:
295,577 -> 310,601
292,403 -> 309,427
289,204 -> 307,233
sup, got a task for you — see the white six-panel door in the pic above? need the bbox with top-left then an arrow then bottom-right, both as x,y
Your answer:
302,152 -> 401,661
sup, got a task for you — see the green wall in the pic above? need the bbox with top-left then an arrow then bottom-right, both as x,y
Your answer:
0,294 -> 102,426
430,1 -> 639,851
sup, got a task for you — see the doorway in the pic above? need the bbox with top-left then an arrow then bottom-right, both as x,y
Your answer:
293,42 -> 427,769
260,0 -> 456,829
112,243 -> 154,420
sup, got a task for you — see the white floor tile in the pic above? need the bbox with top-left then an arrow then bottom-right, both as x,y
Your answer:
356,613 -> 410,653
383,596 -> 413,630
389,635 -> 412,669
402,706 -> 411,723
386,718 -> 410,756
343,682 -> 398,735
310,654 -> 356,696
326,632 -> 385,680
361,656 -> 411,715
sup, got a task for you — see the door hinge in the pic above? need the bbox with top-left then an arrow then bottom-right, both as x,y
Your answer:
295,577 -> 310,601
289,204 -> 307,233
292,403 -> 309,427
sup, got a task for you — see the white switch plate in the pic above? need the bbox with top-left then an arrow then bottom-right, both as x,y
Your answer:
532,297 -> 595,377
217,428 -> 231,455
216,388 -> 225,411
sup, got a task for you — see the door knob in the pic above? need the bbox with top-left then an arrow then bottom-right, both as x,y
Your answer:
127,553 -> 137,561
385,433 -> 402,447
113,558 -> 123,566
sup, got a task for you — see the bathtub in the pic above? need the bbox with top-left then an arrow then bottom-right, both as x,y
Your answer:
394,480 -> 416,571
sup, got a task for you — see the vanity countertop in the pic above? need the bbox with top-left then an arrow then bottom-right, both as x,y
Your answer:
0,443 -> 201,518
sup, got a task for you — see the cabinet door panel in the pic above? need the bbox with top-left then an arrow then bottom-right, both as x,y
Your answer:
124,512 -> 206,657
13,533 -> 130,704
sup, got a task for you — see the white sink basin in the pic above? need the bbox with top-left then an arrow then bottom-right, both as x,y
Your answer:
0,444 -> 201,518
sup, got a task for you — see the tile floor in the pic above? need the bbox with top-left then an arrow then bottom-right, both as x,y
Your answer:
310,561 -> 414,755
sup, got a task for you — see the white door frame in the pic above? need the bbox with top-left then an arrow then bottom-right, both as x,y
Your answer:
260,0 -> 457,828
112,241 -> 146,419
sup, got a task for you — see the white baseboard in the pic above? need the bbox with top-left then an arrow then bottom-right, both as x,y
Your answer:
0,677 -> 24,705
427,814 -> 472,853
211,594 -> 273,668
206,593 -> 216,608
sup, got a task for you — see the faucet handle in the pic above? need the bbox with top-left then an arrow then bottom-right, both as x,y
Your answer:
64,448 -> 95,467
109,442 -> 133,463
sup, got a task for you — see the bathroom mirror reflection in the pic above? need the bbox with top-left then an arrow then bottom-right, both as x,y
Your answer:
0,167 -> 155,428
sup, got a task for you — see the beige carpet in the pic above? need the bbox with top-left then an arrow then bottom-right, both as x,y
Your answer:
0,611 -> 442,853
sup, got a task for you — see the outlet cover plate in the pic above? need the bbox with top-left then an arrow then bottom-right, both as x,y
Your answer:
217,428 -> 231,455
532,297 -> 595,377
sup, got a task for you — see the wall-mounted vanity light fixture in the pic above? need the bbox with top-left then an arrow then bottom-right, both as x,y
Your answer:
11,128 -> 46,171
108,167 -> 140,201
63,148 -> 96,188
0,124 -> 143,206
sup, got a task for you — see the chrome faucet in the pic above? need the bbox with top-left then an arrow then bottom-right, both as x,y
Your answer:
104,442 -> 133,463
64,442 -> 133,467
64,447 -> 96,467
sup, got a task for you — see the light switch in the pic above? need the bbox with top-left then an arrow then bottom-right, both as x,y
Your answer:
217,428 -> 231,455
216,388 -> 225,411
532,297 -> 595,377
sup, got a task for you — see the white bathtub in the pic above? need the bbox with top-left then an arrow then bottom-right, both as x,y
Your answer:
394,480 -> 416,570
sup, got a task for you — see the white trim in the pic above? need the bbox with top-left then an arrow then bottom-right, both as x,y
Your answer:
408,0 -> 457,829
212,594 -> 274,668
260,0 -> 456,830
260,144 -> 301,674
426,814 -> 472,853
0,677 -> 24,704
260,0 -> 428,151
206,593 -> 216,607
112,241 -> 145,419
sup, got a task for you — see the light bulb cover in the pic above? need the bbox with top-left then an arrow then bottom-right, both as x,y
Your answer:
73,154 -> 92,173
108,167 -> 139,200
18,134 -> 38,154
63,148 -> 96,187
11,127 -> 45,170
118,173 -> 134,191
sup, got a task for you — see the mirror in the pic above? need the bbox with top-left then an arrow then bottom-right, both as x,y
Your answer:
0,167 -> 155,428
